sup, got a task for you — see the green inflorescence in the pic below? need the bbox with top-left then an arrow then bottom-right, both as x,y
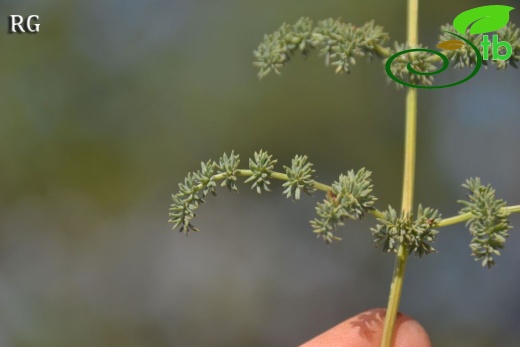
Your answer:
253,18 -> 518,88
169,153 -> 515,266
459,178 -> 512,268
169,161 -> 217,233
371,205 -> 441,257
253,17 -> 389,78
245,150 -> 277,194
170,151 -> 378,244
311,169 -> 377,244
217,151 -> 241,192
169,151 -> 320,234
282,155 -> 316,201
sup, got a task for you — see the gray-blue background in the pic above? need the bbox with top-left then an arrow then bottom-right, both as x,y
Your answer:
0,0 -> 519,346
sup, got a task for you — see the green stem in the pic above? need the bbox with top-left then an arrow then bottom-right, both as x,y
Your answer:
437,205 -> 520,228
237,169 -> 332,190
373,43 -> 392,58
380,0 -> 419,346
400,90 -> 418,211
382,244 -> 408,344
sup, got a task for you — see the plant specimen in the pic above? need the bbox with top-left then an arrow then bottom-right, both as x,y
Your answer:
169,2 -> 520,346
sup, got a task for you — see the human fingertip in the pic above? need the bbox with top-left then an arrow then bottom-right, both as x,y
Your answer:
299,308 -> 431,347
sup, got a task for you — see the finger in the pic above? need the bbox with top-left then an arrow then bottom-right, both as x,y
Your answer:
299,308 -> 431,347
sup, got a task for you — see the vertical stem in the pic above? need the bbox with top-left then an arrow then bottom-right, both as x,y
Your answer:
380,244 -> 409,347
407,0 -> 419,46
380,0 -> 419,346
401,89 -> 417,211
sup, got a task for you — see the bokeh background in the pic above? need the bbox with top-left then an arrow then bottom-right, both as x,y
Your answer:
1,0 -> 519,346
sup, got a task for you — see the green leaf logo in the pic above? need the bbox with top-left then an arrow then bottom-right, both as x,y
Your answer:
453,5 -> 514,35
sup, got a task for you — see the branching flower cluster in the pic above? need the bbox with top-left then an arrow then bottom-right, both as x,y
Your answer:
371,205 -> 441,257
311,169 -> 377,244
169,160 -> 217,233
253,17 -> 389,78
254,17 -> 519,88
170,151 -> 375,240
459,178 -> 512,268
169,152 -> 516,266
169,151 -> 320,234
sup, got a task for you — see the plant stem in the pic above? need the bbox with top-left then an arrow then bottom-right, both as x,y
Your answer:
401,90 -> 418,212
381,243 -> 409,346
380,0 -> 419,346
437,204 -> 520,227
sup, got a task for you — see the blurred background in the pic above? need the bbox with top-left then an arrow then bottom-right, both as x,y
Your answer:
0,0 -> 519,346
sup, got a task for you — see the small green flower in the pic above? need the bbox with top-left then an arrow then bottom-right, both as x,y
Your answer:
217,151 -> 240,192
282,155 -> 316,200
245,150 -> 277,194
